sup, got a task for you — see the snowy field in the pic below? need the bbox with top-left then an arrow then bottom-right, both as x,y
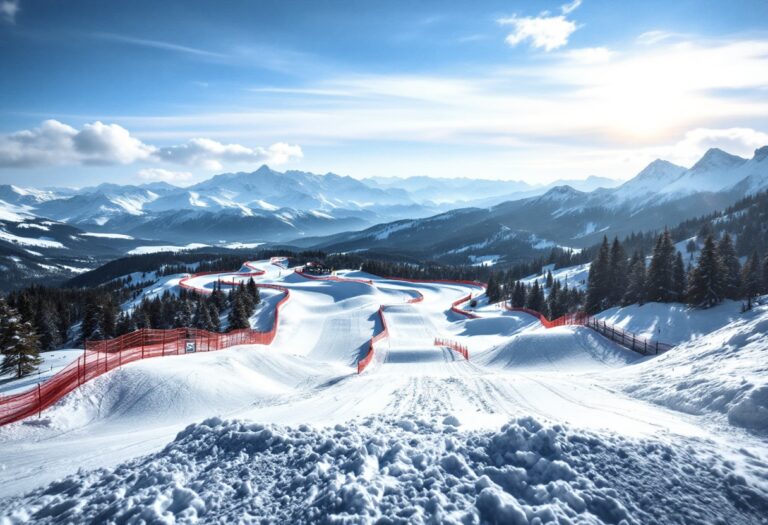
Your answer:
0,260 -> 767,523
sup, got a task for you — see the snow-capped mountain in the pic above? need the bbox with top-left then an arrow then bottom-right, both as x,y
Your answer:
297,146 -> 768,264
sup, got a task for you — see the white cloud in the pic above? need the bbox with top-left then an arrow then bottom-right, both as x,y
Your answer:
671,128 -> 768,165
0,0 -> 19,24
0,120 -> 301,170
563,46 -> 613,63
499,14 -> 577,51
157,137 -> 303,170
0,120 -> 154,167
560,0 -> 582,15
636,30 -> 684,46
73,121 -> 156,165
137,168 -> 193,183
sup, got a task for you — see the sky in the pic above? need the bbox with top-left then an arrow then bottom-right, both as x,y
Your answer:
1,0 -> 768,188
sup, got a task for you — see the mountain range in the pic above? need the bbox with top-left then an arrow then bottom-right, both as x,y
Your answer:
291,147 -> 768,265
0,146 -> 765,288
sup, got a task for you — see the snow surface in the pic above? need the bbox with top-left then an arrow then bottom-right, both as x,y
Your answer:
2,416 -> 765,524
0,260 -> 766,522
0,230 -> 66,249
127,243 -> 209,255
79,232 -> 135,240
594,300 -> 744,345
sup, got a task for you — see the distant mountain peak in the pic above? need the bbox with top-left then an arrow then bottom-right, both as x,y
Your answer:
690,148 -> 746,171
753,145 -> 768,162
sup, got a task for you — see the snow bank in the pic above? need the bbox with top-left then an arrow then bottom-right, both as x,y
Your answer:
2,416 -> 764,524
594,300 -> 744,345
615,304 -> 768,435
477,325 -> 640,372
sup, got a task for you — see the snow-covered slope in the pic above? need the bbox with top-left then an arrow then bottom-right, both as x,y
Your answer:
612,300 -> 768,435
1,261 -> 766,523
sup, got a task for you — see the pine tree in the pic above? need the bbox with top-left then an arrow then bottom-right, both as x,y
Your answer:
174,300 -> 193,328
547,280 -> 565,319
623,251 -> 646,306
246,278 -> 261,305
227,296 -> 251,331
512,281 -> 526,308
764,253 -> 768,295
717,233 -> 741,300
0,300 -> 42,379
741,252 -> 762,306
80,303 -> 103,342
101,301 -> 118,339
486,272 -> 501,303
687,235 -> 724,308
115,312 -> 134,336
545,270 -> 554,288
646,229 -> 676,302
525,281 -> 545,312
585,236 -> 611,313
207,303 -> 222,332
35,307 -> 62,351
608,237 -> 628,306
672,251 -> 687,302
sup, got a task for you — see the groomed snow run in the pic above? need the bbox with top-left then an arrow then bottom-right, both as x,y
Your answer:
0,260 -> 767,524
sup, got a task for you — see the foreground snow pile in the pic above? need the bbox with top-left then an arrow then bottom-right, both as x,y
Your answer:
616,304 -> 768,434
3,417 -> 765,524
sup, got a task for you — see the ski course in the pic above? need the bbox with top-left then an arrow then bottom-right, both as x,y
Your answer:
0,259 -> 735,498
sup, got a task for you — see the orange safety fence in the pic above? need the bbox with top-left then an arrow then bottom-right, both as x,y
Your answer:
434,338 -> 469,360
357,306 -> 388,374
504,305 -> 673,355
0,281 -> 290,427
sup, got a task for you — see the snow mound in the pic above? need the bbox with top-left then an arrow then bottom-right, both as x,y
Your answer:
594,300 -> 744,345
616,304 -> 768,435
23,347 -> 341,430
477,326 -> 641,372
3,416 -> 764,524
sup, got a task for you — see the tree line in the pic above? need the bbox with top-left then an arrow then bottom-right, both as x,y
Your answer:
585,231 -> 768,313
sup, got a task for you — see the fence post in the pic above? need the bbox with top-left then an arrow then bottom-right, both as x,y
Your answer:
162,331 -> 166,357
37,383 -> 42,417
142,330 -> 146,359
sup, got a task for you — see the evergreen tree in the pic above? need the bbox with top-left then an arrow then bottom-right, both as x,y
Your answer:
608,237 -> 628,306
646,229 -> 676,302
545,270 -> 554,288
101,301 -> 118,339
207,303 -> 222,332
115,312 -> 134,336
227,296 -> 251,330
764,253 -> 768,295
623,251 -> 646,306
525,281 -> 545,312
35,307 -> 62,351
246,278 -> 261,305
687,235 -> 724,308
585,236 -> 610,313
717,233 -> 741,300
486,272 -> 502,303
174,300 -> 193,328
547,280 -> 565,319
511,281 -> 526,308
0,300 -> 42,379
80,303 -> 103,342
672,251 -> 687,302
741,252 -> 762,306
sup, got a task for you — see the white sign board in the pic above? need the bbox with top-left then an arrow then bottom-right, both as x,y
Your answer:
185,341 -> 196,353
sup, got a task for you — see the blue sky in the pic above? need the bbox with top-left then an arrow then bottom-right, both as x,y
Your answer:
1,0 -> 768,187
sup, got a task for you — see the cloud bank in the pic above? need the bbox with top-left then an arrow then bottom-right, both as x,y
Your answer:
0,120 -> 302,171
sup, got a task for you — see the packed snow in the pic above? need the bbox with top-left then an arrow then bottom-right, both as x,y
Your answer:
0,260 -> 766,523
127,243 -> 210,255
